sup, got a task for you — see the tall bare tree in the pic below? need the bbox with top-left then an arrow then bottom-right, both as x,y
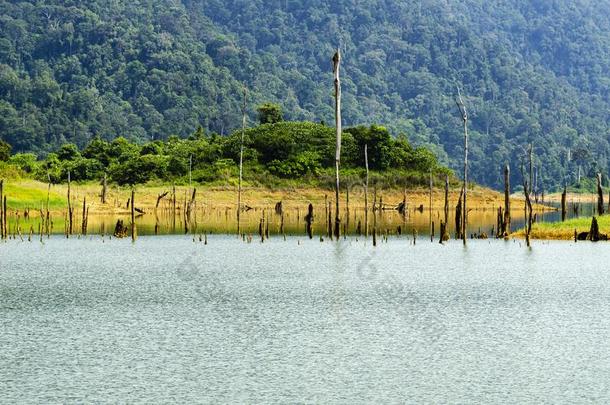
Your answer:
333,49 -> 342,239
237,85 -> 247,235
364,144 -> 369,238
455,87 -> 468,245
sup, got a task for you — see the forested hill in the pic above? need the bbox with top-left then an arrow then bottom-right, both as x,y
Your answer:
1,0 -> 610,190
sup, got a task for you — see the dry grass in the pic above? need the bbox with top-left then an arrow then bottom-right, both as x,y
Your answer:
0,179 -> 545,215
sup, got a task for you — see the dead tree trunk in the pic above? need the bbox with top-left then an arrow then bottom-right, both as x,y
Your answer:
0,179 -> 3,239
45,174 -> 51,236
81,198 -> 87,235
596,173 -> 604,216
456,87 -> 468,246
521,157 -> 533,248
455,187 -> 463,240
429,170 -> 433,242
238,86 -> 247,235
504,164 -> 511,235
333,49 -> 342,239
172,184 -> 176,231
101,173 -> 107,204
67,171 -> 73,236
364,144 -> 369,238
131,189 -> 137,242
561,185 -> 567,222
440,174 -> 449,243
156,191 -> 169,209
372,184 -> 377,247
345,184 -> 350,235
2,195 -> 6,239
327,201 -> 333,240
305,203 -> 314,239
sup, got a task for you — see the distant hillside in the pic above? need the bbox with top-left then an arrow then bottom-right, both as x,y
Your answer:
1,0 -> 610,190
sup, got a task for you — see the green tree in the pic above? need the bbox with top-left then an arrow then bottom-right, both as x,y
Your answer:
257,103 -> 283,125
0,140 -> 11,161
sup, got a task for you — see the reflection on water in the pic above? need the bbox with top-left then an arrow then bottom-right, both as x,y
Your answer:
4,203 -> 575,237
1,237 -> 610,402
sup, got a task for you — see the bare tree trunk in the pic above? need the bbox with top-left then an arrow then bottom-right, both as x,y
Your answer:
364,144 -> 369,238
0,179 -> 3,239
237,86 -> 247,235
429,170 -> 433,242
45,174 -> 51,236
345,183 -> 350,236
67,171 -> 73,236
455,187 -> 463,240
504,164 -> 511,236
596,172 -> 604,216
561,185 -> 567,222
101,173 -> 107,204
2,195 -> 6,239
372,184 -> 377,247
333,49 -> 342,240
81,197 -> 87,235
440,174 -> 449,243
172,184 -> 176,232
131,189 -> 137,242
305,203 -> 314,239
456,88 -> 468,246
521,153 -> 533,247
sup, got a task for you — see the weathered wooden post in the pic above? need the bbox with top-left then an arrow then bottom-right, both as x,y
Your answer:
455,87 -> 468,245
131,189 -> 137,242
596,173 -> 604,216
333,49 -> 342,239
504,164 -> 511,235
237,86 -> 247,235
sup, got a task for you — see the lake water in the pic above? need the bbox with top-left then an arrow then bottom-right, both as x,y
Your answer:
2,236 -> 610,403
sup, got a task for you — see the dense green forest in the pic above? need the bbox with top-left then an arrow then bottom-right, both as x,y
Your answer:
0,119 -> 445,187
1,0 -> 609,190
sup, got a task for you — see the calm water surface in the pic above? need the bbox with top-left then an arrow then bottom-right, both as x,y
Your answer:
1,236 -> 610,403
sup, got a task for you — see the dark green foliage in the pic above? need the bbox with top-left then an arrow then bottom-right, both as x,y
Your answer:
257,103 -> 283,125
1,0 -> 609,190
6,121 -> 444,186
0,140 -> 10,161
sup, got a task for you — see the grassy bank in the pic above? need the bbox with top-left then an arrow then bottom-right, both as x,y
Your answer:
515,215 -> 610,240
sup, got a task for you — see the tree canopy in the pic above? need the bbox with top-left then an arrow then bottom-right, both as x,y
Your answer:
4,122 -> 445,186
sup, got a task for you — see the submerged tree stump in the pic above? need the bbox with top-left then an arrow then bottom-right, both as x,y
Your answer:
455,188 -> 463,240
576,217 -> 608,241
113,220 -> 129,238
305,203 -> 314,239
588,216 -> 607,241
